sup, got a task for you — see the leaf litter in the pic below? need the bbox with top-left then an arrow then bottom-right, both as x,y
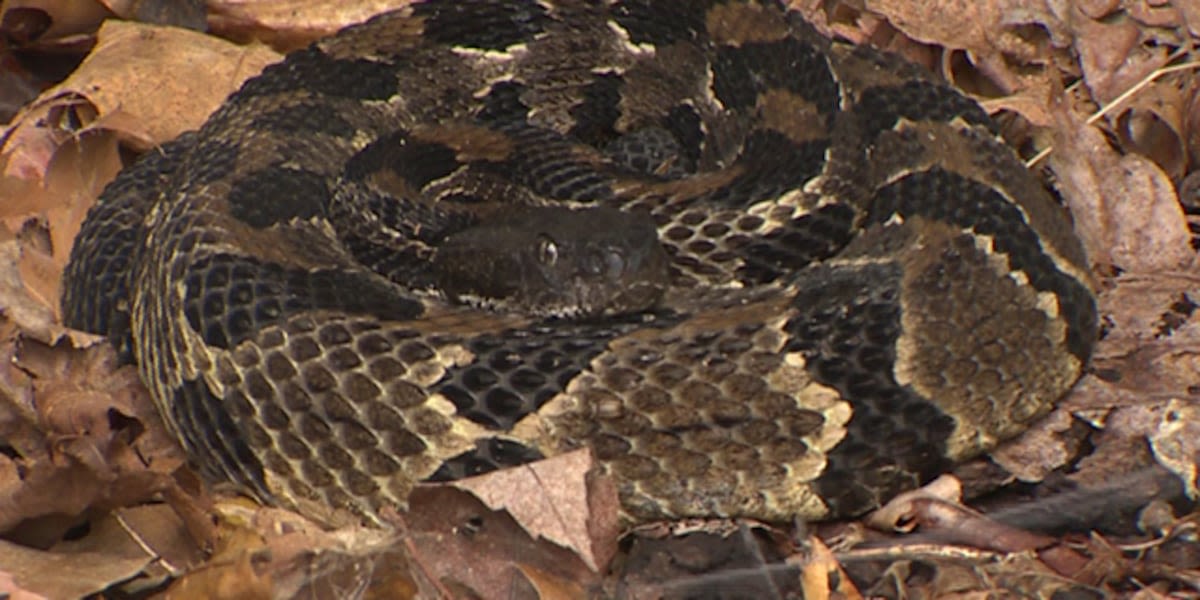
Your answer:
2,0 -> 1200,597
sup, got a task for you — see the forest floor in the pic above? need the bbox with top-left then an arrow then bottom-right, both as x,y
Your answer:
1,0 -> 1200,597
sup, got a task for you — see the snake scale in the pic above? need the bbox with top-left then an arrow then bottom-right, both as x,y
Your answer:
61,0 -> 1098,526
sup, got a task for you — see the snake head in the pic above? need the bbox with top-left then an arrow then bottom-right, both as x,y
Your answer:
432,206 -> 669,318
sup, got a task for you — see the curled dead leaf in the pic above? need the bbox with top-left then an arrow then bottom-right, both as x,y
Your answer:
0,335 -> 184,531
1049,107 -> 1192,272
1114,79 -> 1189,180
1,19 -> 280,183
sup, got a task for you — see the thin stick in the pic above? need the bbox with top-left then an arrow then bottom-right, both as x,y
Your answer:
1024,54 -> 1199,169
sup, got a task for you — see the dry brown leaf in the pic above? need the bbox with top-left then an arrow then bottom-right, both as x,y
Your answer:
0,235 -> 62,343
863,0 -> 1068,95
514,564 -> 587,600
0,517 -> 157,599
797,535 -> 863,600
864,0 -> 989,54
989,407 -> 1082,482
404,485 -> 601,597
980,82 -> 1059,128
1,132 -> 123,325
0,335 -> 184,531
1150,399 -> 1200,500
101,0 -> 207,30
1183,0 -> 1200,37
867,474 -> 964,532
0,571 -> 49,600
110,504 -> 211,577
1049,107 -> 1192,272
0,19 -> 280,182
180,502 -> 405,598
618,524 -> 800,597
446,448 -> 620,573
1074,14 -> 1173,106
1114,79 -> 1189,180
1126,0 -> 1184,29
1186,82 -> 1200,168
208,0 -> 414,51
164,548 -> 274,600
1076,0 -> 1120,20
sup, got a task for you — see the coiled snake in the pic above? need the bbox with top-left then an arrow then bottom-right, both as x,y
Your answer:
61,0 -> 1098,525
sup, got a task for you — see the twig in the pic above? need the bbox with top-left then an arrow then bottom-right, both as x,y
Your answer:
1024,51 -> 1199,169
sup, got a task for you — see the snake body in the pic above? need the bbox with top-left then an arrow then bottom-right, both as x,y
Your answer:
62,0 -> 1098,525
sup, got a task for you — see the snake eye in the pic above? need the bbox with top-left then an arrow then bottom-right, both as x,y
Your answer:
604,248 -> 625,278
537,235 -> 558,266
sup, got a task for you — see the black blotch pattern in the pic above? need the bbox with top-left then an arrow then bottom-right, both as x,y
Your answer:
343,130 -> 461,189
183,253 -> 424,350
610,0 -> 712,46
187,138 -> 240,186
703,130 -> 829,208
712,37 -> 838,115
663,103 -> 704,167
251,104 -> 356,139
784,262 -> 956,517
415,0 -> 552,51
426,437 -> 546,481
474,80 -> 531,125
568,72 -> 624,147
867,168 -> 1097,360
435,314 -> 676,429
736,202 -> 856,284
237,47 -> 399,101
227,165 -> 329,228
854,80 -> 995,140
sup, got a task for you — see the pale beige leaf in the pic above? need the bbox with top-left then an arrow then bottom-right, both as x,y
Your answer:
208,0 -> 415,50
0,19 -> 281,183
448,448 -> 619,572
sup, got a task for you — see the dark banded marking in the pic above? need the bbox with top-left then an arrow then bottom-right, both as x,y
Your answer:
434,315 -> 676,429
568,72 -> 625,147
610,0 -> 713,47
251,104 -> 357,139
236,47 -> 400,101
854,80 -> 995,141
182,253 -> 424,351
783,261 -> 957,517
343,130 -> 462,189
414,0 -> 552,51
228,165 -> 329,228
867,168 -> 1097,360
712,37 -> 838,115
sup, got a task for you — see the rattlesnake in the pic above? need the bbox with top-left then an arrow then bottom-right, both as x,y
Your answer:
61,0 -> 1098,526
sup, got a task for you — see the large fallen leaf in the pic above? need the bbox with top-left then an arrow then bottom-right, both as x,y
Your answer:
405,485 -> 603,597
1049,107 -> 1192,272
0,335 -> 184,531
445,448 -> 620,573
0,508 -> 176,599
208,0 -> 414,51
1,19 -> 280,182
